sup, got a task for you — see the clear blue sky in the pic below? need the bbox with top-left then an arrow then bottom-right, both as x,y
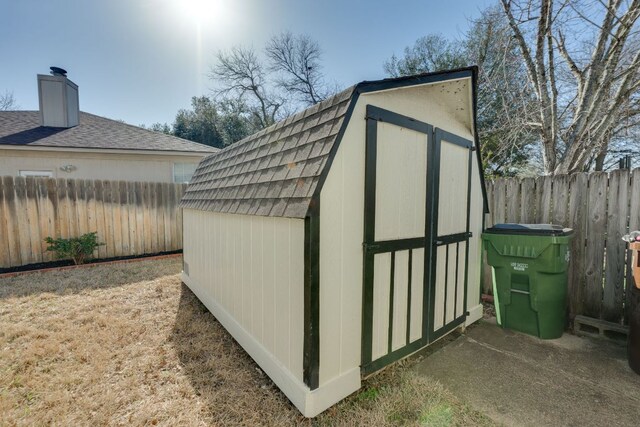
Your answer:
1,0 -> 494,127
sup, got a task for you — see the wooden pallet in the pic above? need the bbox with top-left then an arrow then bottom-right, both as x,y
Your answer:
574,315 -> 628,341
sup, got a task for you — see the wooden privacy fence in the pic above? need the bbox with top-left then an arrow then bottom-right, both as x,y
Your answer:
0,176 -> 187,269
484,169 -> 640,326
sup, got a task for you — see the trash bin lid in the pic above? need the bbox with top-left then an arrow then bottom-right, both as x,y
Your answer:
485,223 -> 573,236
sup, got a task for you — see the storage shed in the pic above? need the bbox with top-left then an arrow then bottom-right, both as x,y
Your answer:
180,67 -> 488,417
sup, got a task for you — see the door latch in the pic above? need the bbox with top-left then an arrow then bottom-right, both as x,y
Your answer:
363,242 -> 381,252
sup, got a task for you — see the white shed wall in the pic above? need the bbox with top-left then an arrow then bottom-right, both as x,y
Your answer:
182,209 -> 305,381
318,79 -> 484,387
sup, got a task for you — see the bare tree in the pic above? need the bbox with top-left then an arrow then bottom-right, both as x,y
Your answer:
500,0 -> 640,174
211,46 -> 285,129
0,91 -> 18,111
266,31 -> 330,106
384,8 -> 538,176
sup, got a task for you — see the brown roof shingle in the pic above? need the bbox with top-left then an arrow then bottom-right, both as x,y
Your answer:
179,86 -> 355,219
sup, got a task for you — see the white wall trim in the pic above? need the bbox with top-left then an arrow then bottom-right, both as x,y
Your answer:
465,303 -> 483,326
181,272 -> 361,418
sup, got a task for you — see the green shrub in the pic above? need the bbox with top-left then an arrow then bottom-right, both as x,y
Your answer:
44,232 -> 104,265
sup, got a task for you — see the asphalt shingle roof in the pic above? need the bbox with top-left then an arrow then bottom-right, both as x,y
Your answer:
0,111 -> 217,153
179,86 -> 355,219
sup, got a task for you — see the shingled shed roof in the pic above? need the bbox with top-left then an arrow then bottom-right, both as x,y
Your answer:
180,67 -> 488,218
179,86 -> 355,218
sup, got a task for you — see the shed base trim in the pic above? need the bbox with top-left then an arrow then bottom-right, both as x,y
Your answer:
465,303 -> 483,326
181,272 -> 360,417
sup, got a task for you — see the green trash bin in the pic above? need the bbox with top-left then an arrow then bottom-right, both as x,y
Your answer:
482,224 -> 574,339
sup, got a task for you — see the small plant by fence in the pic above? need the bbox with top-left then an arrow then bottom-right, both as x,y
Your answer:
0,176 -> 187,269
485,169 -> 640,326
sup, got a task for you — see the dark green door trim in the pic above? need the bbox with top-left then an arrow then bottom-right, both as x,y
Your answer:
427,128 -> 474,341
361,104 -> 433,375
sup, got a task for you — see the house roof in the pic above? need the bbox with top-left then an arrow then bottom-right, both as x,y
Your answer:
180,67 -> 486,219
0,111 -> 217,154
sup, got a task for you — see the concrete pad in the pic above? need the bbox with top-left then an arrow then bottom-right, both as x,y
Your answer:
414,320 -> 640,426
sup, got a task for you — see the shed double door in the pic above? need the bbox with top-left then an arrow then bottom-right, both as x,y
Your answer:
361,105 -> 473,375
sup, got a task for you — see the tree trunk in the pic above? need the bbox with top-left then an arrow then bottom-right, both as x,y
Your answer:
594,148 -> 607,171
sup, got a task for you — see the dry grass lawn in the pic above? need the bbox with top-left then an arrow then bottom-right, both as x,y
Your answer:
0,258 -> 495,426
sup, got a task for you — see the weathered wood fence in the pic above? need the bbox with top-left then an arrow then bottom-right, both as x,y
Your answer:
484,169 -> 640,325
0,176 -> 186,269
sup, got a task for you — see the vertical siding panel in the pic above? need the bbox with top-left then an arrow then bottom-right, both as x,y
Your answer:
445,245 -> 457,324
456,242 -> 466,318
409,248 -> 424,342
274,220 -> 290,368
319,144 -> 343,383
234,216 -> 243,321
602,170 -> 628,323
289,221 -> 304,381
371,253 -> 391,360
482,180 -> 494,294
252,217 -> 264,342
391,250 -> 409,352
433,246 -> 448,331
242,218 -> 253,331
262,219 -> 276,355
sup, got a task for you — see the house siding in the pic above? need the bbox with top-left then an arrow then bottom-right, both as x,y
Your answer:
0,148 -> 205,182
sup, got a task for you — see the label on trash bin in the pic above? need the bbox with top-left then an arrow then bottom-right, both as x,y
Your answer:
510,262 -> 528,272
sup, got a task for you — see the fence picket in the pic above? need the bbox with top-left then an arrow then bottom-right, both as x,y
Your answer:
520,178 -> 536,223
0,178 -> 11,266
505,179 -> 520,222
492,178 -> 506,224
603,170 -> 629,323
583,172 -> 608,319
538,176 -> 553,223
567,173 -> 588,322
551,175 -> 569,226
627,168 -> 640,324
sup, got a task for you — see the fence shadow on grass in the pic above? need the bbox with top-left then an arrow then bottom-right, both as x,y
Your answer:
170,283 -> 305,426
0,258 -> 181,299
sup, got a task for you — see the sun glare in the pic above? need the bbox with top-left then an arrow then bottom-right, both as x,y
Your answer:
178,0 -> 223,25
